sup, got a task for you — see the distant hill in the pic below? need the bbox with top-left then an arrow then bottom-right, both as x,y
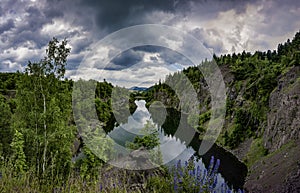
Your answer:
129,86 -> 148,91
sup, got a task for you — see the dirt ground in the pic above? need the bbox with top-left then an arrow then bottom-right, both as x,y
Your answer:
244,140 -> 300,193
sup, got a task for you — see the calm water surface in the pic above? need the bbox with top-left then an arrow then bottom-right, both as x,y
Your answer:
108,100 -> 247,190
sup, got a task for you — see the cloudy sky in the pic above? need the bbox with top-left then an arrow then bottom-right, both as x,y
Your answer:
0,0 -> 300,87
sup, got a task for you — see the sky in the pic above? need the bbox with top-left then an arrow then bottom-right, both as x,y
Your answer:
0,0 -> 300,87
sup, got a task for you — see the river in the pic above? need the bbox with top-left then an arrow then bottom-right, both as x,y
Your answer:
108,100 -> 247,190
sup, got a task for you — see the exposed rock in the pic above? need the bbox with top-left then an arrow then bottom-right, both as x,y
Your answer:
244,66 -> 300,192
231,138 -> 253,161
109,147 -> 160,170
100,147 -> 166,192
264,65 -> 300,152
282,162 -> 300,193
244,140 -> 300,193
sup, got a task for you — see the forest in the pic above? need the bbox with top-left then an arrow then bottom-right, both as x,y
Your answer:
0,30 -> 299,192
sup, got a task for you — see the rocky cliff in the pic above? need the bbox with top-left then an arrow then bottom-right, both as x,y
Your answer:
244,65 -> 300,193
264,65 -> 300,153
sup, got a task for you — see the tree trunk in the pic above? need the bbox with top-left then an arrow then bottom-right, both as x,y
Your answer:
41,82 -> 47,175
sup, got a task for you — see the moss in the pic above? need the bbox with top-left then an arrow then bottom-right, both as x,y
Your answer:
281,65 -> 293,76
282,74 -> 300,94
265,140 -> 296,159
244,137 -> 268,167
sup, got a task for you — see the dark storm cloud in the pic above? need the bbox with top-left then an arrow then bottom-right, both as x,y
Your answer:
256,0 -> 300,36
105,49 -> 144,70
77,0 -> 178,31
43,6 -> 64,19
1,0 -> 18,13
105,44 -> 203,72
111,49 -> 144,67
132,46 -> 164,53
46,0 -> 262,60
70,38 -> 93,54
0,63 -> 10,71
157,47 -> 192,66
1,0 -> 258,59
1,2 -> 55,51
0,19 -> 14,34
1,0 -> 300,80
0,6 -> 3,16
44,0 -> 258,34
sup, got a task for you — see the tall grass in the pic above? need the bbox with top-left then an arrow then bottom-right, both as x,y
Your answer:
0,156 -> 243,193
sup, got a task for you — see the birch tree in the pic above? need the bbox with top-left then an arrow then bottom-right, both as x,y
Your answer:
13,38 -> 74,180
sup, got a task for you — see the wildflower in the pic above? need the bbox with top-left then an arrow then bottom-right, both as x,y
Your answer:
212,159 -> 220,176
212,176 -> 218,188
177,160 -> 181,168
208,156 -> 215,175
174,176 -> 178,192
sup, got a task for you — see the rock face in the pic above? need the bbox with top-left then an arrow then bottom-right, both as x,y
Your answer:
264,65 -> 300,152
109,147 -> 161,170
100,147 -> 165,192
282,163 -> 300,193
244,66 -> 300,193
244,140 -> 300,193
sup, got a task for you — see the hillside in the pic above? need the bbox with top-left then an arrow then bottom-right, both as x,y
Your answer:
142,31 -> 300,192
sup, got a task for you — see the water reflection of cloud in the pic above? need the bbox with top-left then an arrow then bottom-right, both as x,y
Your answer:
159,130 -> 194,163
108,100 -> 228,190
109,100 -> 154,138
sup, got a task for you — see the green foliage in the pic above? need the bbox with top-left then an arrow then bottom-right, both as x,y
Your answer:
94,81 -> 114,128
224,108 -> 259,148
126,121 -> 162,165
188,111 -> 211,133
77,124 -> 114,180
144,83 -> 179,109
95,98 -> 112,124
146,175 -> 173,192
126,121 -> 160,150
199,111 -> 211,125
0,73 -> 19,91
76,145 -> 103,181
11,37 -> 75,181
0,164 -> 121,193
128,133 -> 160,150
10,130 -> 27,174
187,113 -> 199,130
244,138 -> 268,167
0,94 -> 13,159
81,126 -> 114,163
